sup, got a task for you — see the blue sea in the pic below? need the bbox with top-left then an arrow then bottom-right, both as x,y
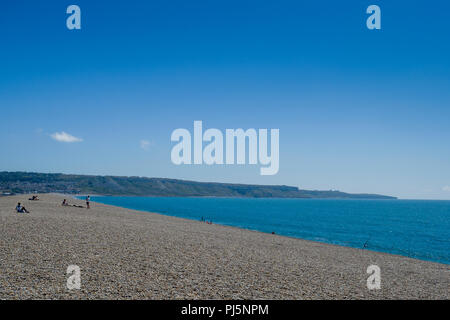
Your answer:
85,197 -> 450,265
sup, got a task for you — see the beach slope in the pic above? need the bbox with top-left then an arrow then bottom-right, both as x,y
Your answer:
0,194 -> 448,299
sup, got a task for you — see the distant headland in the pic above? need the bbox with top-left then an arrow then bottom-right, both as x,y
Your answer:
0,171 -> 397,199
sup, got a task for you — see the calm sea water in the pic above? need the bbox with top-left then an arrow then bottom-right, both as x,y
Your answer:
85,197 -> 450,264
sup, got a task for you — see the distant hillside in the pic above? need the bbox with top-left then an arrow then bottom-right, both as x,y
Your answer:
0,172 -> 396,199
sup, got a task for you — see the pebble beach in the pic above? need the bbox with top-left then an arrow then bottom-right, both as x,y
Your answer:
0,194 -> 448,299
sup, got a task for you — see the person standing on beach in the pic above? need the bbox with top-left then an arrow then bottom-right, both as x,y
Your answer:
86,195 -> 90,209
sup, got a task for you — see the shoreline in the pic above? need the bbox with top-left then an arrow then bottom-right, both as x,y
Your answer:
73,193 -> 398,200
1,194 -> 448,299
72,193 -> 450,202
85,194 -> 449,266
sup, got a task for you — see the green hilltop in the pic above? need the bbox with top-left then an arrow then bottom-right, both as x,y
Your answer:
0,171 -> 396,199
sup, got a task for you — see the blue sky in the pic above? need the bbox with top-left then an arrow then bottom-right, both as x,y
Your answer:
1,1 -> 450,199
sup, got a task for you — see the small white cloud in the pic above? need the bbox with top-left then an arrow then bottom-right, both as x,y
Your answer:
442,186 -> 450,192
50,131 -> 83,143
140,139 -> 152,150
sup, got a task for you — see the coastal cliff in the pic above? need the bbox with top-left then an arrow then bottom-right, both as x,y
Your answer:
0,172 -> 396,199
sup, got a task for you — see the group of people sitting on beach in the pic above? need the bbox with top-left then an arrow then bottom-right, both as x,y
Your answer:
15,195 -> 38,213
62,195 -> 90,209
16,195 -> 40,212
61,198 -> 84,208
200,216 -> 213,224
15,195 -> 92,213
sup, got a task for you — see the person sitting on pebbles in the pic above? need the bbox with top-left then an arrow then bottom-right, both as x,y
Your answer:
62,199 -> 69,206
16,202 -> 30,213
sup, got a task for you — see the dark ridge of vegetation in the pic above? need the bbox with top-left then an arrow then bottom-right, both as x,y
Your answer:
0,171 -> 397,199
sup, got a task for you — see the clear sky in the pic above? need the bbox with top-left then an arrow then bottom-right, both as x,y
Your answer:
1,1 -> 449,199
